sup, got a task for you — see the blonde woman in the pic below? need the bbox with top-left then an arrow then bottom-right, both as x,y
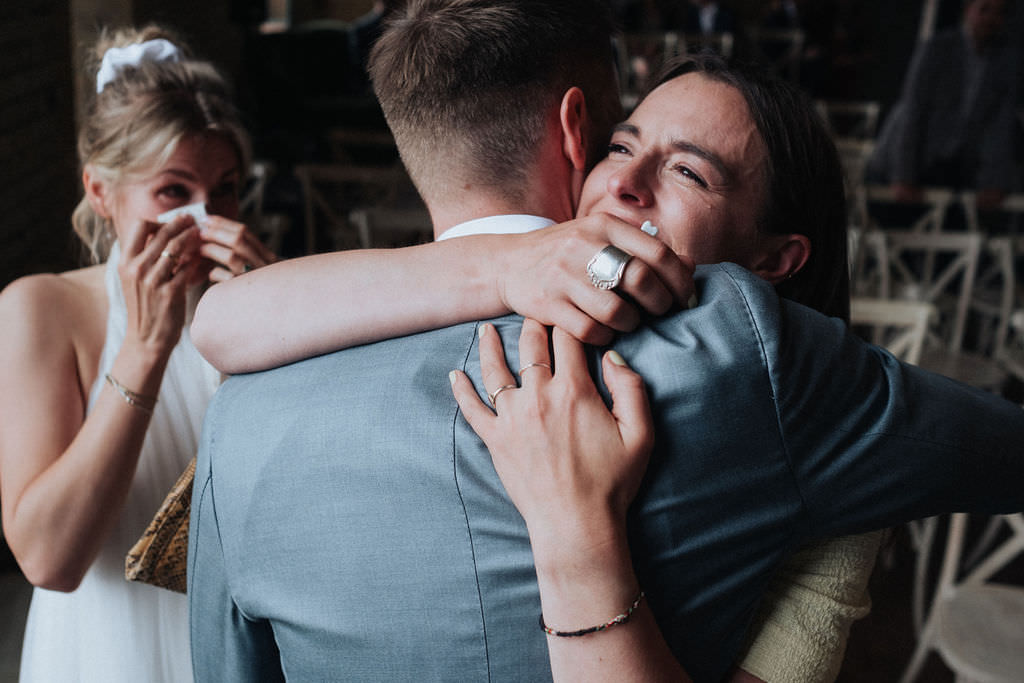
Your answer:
0,26 -> 274,681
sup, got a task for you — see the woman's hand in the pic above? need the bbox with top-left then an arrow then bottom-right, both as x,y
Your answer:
497,215 -> 696,346
198,215 -> 278,283
450,319 -> 654,551
119,216 -> 202,359
451,321 -> 691,682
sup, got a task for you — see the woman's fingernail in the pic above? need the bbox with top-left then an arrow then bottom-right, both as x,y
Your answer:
607,350 -> 627,367
479,323 -> 490,338
449,370 -> 458,385
640,220 -> 658,236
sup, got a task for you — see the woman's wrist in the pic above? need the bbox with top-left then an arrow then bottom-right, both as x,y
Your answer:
109,345 -> 171,400
532,522 -> 641,636
529,507 -> 635,585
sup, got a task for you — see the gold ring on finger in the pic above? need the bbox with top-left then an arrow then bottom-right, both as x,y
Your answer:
518,362 -> 552,377
487,383 -> 518,409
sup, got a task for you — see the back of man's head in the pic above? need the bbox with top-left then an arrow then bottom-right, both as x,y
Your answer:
369,0 -> 620,206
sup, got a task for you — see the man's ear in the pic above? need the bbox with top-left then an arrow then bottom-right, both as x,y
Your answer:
559,86 -> 589,174
82,166 -> 112,219
751,233 -> 812,285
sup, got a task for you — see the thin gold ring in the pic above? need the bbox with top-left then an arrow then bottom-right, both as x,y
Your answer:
487,383 -> 518,408
519,362 -> 552,376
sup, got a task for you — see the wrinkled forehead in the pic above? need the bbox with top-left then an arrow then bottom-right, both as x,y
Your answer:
639,73 -> 768,183
639,74 -> 762,151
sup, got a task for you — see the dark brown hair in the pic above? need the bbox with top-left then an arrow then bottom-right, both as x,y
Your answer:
369,0 -> 621,204
654,54 -> 850,321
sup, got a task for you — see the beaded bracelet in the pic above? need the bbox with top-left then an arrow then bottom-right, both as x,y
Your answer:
105,373 -> 157,414
539,590 -> 645,637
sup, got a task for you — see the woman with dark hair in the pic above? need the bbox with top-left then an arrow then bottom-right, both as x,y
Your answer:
658,56 -> 851,321
193,53 -> 880,681
194,52 -> 849,373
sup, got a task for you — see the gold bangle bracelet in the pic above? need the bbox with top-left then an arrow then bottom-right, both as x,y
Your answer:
105,373 -> 157,414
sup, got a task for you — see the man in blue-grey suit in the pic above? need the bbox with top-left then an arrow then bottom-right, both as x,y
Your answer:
188,1 -> 1024,681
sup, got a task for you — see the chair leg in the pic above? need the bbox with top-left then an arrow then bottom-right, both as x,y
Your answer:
911,517 -> 938,634
961,516 -> 1002,571
898,616 -> 937,683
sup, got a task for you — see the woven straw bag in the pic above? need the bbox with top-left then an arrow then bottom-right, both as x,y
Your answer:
124,457 -> 195,594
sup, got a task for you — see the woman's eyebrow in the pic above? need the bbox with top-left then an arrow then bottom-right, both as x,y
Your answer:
160,166 -> 240,182
670,140 -> 732,183
613,122 -> 732,183
613,122 -> 640,137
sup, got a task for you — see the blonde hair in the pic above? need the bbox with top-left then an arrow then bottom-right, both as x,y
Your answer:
72,25 -> 251,263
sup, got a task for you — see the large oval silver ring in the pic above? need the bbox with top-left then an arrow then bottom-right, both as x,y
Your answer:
487,383 -> 518,409
586,245 -> 633,290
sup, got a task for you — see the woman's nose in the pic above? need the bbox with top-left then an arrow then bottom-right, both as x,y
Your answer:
607,159 -> 654,207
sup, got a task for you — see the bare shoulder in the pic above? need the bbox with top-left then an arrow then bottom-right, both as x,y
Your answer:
0,266 -> 106,364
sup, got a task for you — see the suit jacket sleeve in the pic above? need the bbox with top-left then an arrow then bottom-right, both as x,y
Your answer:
751,271 -> 1024,532
189,403 -> 284,683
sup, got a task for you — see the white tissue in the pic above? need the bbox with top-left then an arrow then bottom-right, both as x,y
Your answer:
158,203 -> 208,228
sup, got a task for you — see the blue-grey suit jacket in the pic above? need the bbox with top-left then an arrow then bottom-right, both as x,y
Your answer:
189,264 -> 1024,682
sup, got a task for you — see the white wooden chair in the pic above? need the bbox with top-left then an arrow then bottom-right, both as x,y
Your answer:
815,100 -> 881,141
294,163 -> 416,254
835,139 -> 876,230
614,31 -> 685,111
239,160 -> 290,255
746,27 -> 805,83
965,237 -> 1019,363
848,227 -> 888,298
900,513 -> 1024,683
879,230 -> 1010,391
864,184 -> 957,234
347,206 -> 433,249
850,298 -> 934,366
996,308 -> 1024,385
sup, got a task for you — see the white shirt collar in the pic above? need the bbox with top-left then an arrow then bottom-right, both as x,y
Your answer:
437,214 -> 555,241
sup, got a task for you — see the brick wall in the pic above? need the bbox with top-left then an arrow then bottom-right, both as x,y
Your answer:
0,1 -> 80,290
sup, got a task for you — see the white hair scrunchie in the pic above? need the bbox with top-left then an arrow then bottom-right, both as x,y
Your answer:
96,38 -> 182,93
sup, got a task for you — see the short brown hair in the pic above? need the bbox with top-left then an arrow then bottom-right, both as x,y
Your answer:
369,0 -> 620,205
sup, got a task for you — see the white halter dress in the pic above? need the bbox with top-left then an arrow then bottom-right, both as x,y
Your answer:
19,243 -> 221,682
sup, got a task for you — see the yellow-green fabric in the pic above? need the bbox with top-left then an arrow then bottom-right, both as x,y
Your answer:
738,531 -> 886,682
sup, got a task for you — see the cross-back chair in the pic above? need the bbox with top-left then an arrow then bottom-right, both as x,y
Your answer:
850,297 -> 935,366
875,230 -> 1008,391
815,100 -> 881,141
294,163 -> 416,254
347,206 -> 433,249
900,513 -> 1024,683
